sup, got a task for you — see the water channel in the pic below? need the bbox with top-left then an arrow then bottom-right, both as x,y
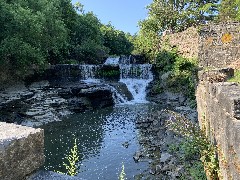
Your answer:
42,57 -> 158,179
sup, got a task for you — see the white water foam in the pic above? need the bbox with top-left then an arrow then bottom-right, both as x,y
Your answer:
79,65 -> 100,80
107,85 -> 128,104
104,57 -> 120,65
119,64 -> 153,104
79,58 -> 153,105
81,79 -> 101,84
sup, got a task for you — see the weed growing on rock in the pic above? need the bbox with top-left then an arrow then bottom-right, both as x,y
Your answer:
166,110 -> 220,179
119,163 -> 126,180
228,69 -> 240,83
56,138 -> 80,176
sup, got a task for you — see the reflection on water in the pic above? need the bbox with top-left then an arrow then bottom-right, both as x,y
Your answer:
42,104 -> 157,179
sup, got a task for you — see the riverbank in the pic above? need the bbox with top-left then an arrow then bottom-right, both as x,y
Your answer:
130,69 -> 200,179
0,80 -> 126,127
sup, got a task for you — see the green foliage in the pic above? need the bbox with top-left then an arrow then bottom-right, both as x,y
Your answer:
154,44 -> 198,100
167,111 -> 220,179
151,81 -> 164,94
56,138 -> 80,176
189,161 -> 207,180
155,49 -> 178,72
180,161 -> 207,180
237,0 -> 240,19
101,23 -> 133,56
0,0 -> 133,80
168,71 -> 197,101
0,37 -> 46,77
133,0 -> 220,60
119,163 -> 126,180
0,0 -> 68,78
218,0 -> 239,21
99,69 -> 120,77
227,70 -> 240,83
70,12 -> 109,64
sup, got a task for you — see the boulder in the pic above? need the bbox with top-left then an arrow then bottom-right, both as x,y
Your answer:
0,122 -> 44,180
109,82 -> 133,101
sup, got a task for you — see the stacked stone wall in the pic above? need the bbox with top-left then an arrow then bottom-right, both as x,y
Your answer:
162,27 -> 199,59
198,22 -> 240,68
196,70 -> 240,179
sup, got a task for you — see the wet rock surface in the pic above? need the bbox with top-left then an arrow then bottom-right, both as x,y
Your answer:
133,109 -> 194,179
0,81 -> 116,127
138,72 -> 199,179
27,170 -> 83,180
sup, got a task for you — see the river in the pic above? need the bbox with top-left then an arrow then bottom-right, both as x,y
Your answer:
42,103 -> 159,179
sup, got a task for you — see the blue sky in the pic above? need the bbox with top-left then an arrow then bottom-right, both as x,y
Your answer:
71,0 -> 152,35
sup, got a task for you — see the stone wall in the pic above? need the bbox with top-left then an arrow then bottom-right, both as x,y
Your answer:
0,123 -> 44,180
162,27 -> 199,59
198,22 -> 240,68
196,69 -> 240,179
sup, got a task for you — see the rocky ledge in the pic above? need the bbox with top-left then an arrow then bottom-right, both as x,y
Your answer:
0,80 -> 129,127
133,108 -> 198,179
0,122 -> 44,180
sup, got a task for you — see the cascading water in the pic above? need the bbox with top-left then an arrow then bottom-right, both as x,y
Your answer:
78,57 -> 153,104
79,65 -> 101,83
119,64 -> 153,103
79,63 -> 127,104
107,85 -> 127,104
104,57 -> 120,65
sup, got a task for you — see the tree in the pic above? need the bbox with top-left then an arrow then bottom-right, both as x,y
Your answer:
133,0 -> 220,62
0,0 -> 69,77
218,0 -> 238,21
237,0 -> 240,19
71,12 -> 109,64
101,23 -> 133,55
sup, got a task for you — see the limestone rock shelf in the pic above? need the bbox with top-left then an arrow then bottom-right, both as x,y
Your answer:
0,122 -> 44,180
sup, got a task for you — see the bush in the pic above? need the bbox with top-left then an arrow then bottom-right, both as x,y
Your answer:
154,46 -> 198,101
155,49 -> 178,72
166,110 -> 220,179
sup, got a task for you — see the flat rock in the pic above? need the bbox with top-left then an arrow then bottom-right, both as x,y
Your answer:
160,152 -> 172,163
0,122 -> 44,180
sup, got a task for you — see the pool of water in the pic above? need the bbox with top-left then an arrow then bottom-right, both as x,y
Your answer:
42,103 -> 158,179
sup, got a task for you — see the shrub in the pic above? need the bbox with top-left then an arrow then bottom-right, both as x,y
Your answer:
166,110 -> 220,179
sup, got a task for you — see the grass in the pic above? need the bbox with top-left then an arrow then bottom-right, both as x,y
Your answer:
227,70 -> 240,83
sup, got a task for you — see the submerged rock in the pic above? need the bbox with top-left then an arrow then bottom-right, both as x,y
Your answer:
133,151 -> 143,162
160,152 -> 172,163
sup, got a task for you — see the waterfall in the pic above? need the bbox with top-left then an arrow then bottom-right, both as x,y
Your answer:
119,64 -> 153,103
79,64 -> 127,104
104,57 -> 120,65
79,65 -> 101,83
120,64 -> 152,79
78,57 -> 153,104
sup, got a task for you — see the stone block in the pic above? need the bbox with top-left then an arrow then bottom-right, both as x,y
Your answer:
199,22 -> 240,68
0,122 -> 44,180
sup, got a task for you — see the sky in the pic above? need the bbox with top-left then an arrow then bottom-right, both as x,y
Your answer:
71,0 -> 152,35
